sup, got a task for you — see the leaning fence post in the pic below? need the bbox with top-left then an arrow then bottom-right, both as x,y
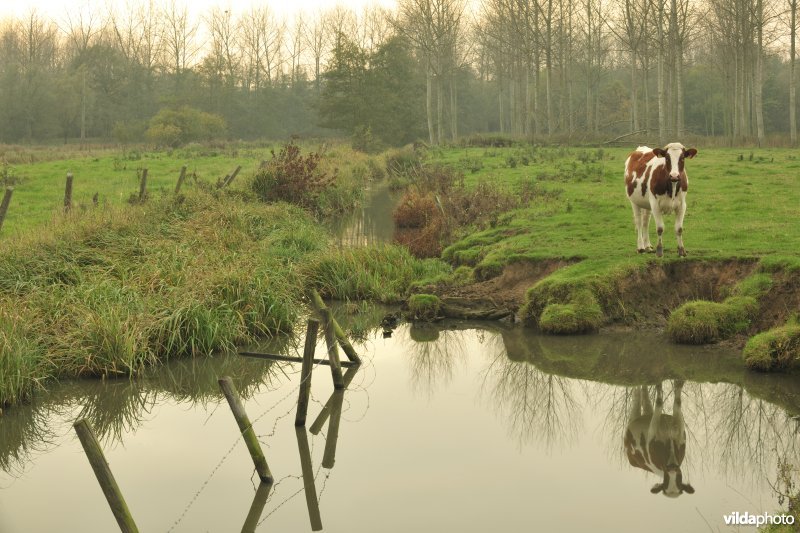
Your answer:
73,419 -> 139,533
321,390 -> 345,469
223,165 -> 242,188
175,165 -> 187,195
295,427 -> 323,531
295,319 -> 319,427
138,168 -> 148,202
309,289 -> 361,364
309,366 -> 359,435
320,308 -> 344,389
218,377 -> 273,483
240,481 -> 272,533
64,172 -> 73,213
0,187 -> 13,232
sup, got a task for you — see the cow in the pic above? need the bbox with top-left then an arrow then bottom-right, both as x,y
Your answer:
623,380 -> 695,498
624,143 -> 698,257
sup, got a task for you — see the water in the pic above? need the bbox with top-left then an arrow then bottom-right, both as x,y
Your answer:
2,319 -> 799,533
331,181 -> 399,247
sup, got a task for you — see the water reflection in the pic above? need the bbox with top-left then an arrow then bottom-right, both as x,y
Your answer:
331,182 -> 398,247
0,347 -> 289,474
624,381 -> 694,497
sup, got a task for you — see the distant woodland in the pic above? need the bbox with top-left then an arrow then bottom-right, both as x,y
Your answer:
0,0 -> 798,146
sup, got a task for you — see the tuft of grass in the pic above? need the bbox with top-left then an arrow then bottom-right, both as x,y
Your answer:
743,324 -> 800,372
667,297 -> 758,344
668,273 -> 770,344
306,244 -> 451,303
538,289 -> 605,334
0,306 -> 49,407
407,294 -> 442,321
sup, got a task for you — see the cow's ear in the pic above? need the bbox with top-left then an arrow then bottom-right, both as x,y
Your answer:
652,148 -> 667,158
681,483 -> 695,494
650,483 -> 664,494
684,148 -> 697,159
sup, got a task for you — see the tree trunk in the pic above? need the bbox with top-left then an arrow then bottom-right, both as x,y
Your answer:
792,0 -> 798,145
426,68 -> 435,144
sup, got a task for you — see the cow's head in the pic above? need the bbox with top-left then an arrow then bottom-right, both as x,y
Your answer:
651,470 -> 695,498
652,143 -> 698,182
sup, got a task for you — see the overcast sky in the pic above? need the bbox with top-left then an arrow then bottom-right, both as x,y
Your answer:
0,0 -> 398,22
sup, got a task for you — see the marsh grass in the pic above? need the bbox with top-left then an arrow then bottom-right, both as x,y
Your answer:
306,244 -> 451,303
0,307 -> 49,408
744,324 -> 800,372
667,273 -> 772,344
0,188 -> 327,404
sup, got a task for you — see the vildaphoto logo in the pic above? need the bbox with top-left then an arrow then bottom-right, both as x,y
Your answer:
723,512 -> 795,526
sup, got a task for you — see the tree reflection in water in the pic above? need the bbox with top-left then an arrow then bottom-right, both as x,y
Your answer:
403,323 -> 469,398
0,349 -> 289,474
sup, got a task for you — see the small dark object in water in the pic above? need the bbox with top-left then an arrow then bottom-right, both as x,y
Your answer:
381,312 -> 400,330
381,312 -> 400,338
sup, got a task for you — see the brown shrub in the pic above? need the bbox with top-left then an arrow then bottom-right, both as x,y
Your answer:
393,189 -> 440,229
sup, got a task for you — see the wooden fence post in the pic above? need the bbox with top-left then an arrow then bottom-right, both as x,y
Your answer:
73,419 -> 139,533
64,172 -> 73,213
309,290 -> 361,364
321,391 -> 345,469
218,377 -> 273,483
0,187 -> 13,232
138,169 -> 148,202
223,165 -> 242,188
240,482 -> 272,533
175,165 -> 187,195
320,308 -> 344,389
309,366 -> 359,435
295,427 -> 323,531
295,319 -> 319,427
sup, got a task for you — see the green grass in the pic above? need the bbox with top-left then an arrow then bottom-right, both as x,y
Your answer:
431,145 -> 800,331
744,324 -> 800,372
0,141 -> 377,235
306,244 -> 451,303
667,273 -> 771,344
407,294 -> 442,321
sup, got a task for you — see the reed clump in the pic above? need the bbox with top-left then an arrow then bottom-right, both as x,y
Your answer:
0,189 -> 324,404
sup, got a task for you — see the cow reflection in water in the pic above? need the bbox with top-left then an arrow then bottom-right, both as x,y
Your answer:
624,380 -> 695,497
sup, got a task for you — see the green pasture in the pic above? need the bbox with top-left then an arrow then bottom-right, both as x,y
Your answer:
0,145 -> 273,234
432,144 -> 800,277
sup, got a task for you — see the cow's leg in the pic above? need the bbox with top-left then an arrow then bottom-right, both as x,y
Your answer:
675,200 -> 687,257
641,385 -> 653,416
672,380 -> 685,430
644,211 -> 653,252
648,200 -> 666,257
630,386 -> 644,419
631,204 -> 645,253
648,382 -> 664,437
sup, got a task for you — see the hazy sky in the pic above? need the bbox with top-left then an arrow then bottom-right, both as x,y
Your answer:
0,0 -> 398,21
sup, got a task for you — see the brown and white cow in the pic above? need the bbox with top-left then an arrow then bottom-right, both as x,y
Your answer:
624,380 -> 695,498
624,143 -> 698,257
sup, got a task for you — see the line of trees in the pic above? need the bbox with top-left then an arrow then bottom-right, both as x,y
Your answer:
0,0 -> 797,146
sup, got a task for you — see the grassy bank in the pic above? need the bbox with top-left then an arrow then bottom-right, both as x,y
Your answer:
0,180 -> 446,408
421,143 -> 800,355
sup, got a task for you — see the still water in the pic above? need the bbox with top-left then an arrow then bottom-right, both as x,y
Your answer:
2,317 -> 799,533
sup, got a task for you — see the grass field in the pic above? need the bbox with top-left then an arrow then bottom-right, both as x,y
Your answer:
424,143 -> 800,348
432,144 -> 800,273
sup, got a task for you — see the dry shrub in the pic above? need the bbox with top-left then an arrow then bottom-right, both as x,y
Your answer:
250,141 -> 334,211
392,165 -> 530,258
393,189 -> 439,229
395,217 -> 445,258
